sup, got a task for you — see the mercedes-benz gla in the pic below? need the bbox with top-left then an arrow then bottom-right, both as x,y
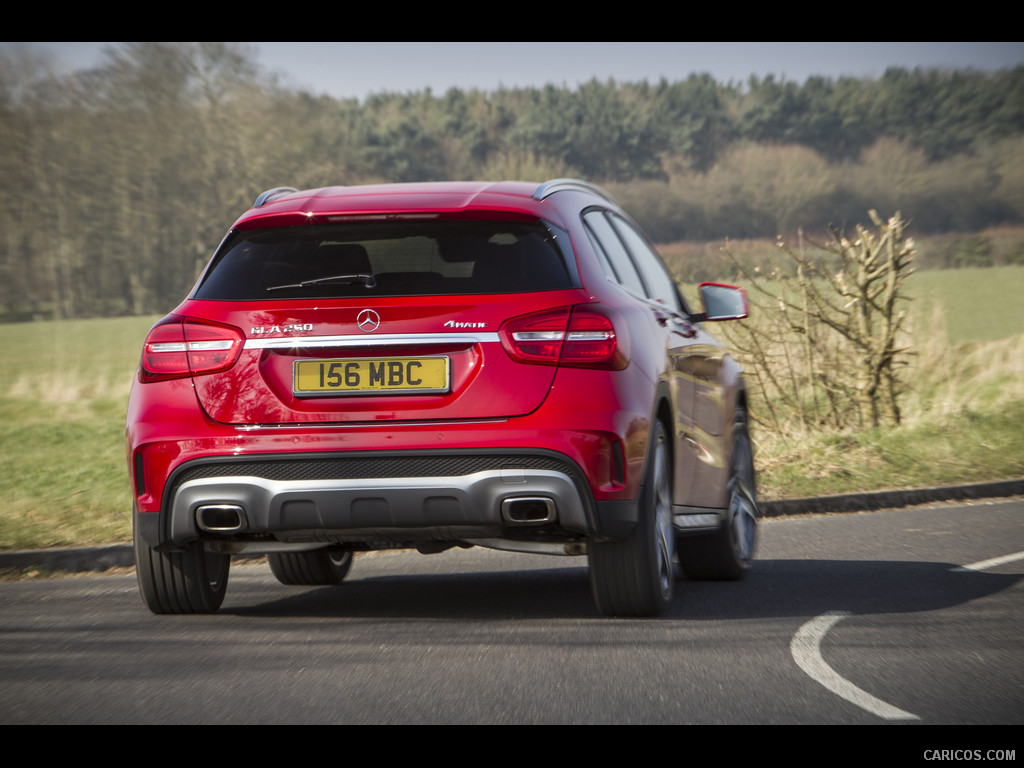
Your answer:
127,179 -> 757,616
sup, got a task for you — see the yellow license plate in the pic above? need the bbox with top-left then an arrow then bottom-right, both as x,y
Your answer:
293,357 -> 449,395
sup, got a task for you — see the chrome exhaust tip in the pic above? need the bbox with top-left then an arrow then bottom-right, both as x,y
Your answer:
501,497 -> 556,525
196,504 -> 246,533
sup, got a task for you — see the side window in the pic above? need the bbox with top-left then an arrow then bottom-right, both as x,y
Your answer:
582,210 -> 646,297
582,224 -> 620,284
609,214 -> 682,312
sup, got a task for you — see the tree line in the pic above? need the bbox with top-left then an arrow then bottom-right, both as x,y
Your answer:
2,42 -> 1023,320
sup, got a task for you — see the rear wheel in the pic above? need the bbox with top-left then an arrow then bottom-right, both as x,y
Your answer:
678,408 -> 757,580
268,548 -> 354,586
589,422 -> 675,617
134,518 -> 229,614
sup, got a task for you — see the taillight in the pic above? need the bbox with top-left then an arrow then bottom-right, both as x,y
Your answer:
500,308 -> 571,364
139,316 -> 244,382
561,308 -> 623,368
500,305 -> 625,369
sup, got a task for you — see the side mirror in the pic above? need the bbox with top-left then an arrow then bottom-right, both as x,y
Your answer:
694,282 -> 748,322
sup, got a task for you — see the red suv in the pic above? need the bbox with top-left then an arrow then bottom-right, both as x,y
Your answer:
127,179 -> 756,617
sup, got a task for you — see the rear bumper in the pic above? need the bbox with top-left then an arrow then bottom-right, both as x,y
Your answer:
128,359 -> 655,552
138,449 -> 637,552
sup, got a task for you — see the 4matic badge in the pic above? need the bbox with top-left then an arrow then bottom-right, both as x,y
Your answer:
443,320 -> 487,328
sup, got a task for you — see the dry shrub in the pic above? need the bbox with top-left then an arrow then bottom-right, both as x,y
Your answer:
718,211 -> 914,435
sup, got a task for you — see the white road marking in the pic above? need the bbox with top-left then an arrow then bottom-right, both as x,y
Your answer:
950,550 -> 1024,572
790,611 -> 920,721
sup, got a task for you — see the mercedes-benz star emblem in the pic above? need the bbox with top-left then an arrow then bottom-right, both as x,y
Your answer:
357,309 -> 380,332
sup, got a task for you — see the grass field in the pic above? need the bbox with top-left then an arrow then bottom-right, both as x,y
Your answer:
742,265 -> 1024,499
1,267 -> 1022,550
909,266 -> 1024,342
0,316 -> 157,549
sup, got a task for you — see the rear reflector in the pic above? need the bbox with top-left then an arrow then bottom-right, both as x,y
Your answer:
140,316 -> 244,382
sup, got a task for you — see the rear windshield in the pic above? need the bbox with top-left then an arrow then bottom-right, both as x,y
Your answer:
193,220 -> 576,300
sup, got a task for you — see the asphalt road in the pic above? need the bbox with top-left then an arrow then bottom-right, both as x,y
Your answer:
1,498 -> 1021,726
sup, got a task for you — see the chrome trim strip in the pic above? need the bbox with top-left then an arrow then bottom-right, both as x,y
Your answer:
244,333 -> 500,350
234,418 -> 509,431
675,513 -> 720,527
673,512 -> 722,529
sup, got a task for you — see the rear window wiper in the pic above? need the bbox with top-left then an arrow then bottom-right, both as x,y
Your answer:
268,273 -> 377,291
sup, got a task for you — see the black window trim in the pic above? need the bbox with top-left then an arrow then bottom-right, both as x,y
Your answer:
581,206 -> 691,316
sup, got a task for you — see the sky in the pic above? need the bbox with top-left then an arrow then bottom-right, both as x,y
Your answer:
3,42 -> 1023,100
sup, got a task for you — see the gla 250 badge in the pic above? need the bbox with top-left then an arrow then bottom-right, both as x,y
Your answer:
250,323 -> 314,335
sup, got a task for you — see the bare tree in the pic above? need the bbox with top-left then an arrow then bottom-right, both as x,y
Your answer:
722,211 -> 914,431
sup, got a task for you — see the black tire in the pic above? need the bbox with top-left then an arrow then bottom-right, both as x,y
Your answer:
589,421 -> 675,617
678,408 -> 758,580
133,518 -> 229,614
268,548 -> 354,586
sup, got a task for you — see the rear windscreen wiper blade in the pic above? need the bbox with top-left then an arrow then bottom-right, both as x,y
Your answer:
268,273 -> 377,291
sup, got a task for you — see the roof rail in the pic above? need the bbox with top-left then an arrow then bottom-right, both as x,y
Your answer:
253,187 -> 299,208
532,178 -> 616,204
